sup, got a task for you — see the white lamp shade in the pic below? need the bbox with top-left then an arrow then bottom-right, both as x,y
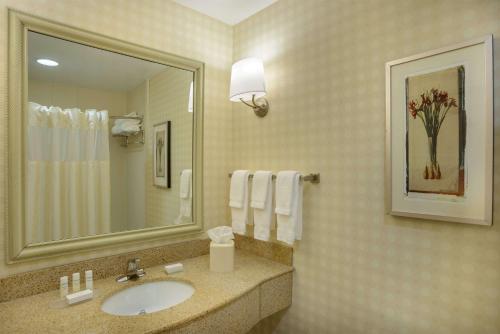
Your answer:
229,57 -> 266,102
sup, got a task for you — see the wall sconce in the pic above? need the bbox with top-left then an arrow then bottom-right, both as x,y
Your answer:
229,57 -> 269,117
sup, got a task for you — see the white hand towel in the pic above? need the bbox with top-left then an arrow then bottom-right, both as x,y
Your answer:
275,171 -> 297,215
230,170 -> 250,235
175,169 -> 192,224
229,170 -> 249,209
251,171 -> 273,241
180,169 -> 192,199
276,171 -> 303,245
251,170 -> 271,209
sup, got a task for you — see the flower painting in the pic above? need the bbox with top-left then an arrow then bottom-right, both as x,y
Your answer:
406,66 -> 465,196
387,36 -> 492,224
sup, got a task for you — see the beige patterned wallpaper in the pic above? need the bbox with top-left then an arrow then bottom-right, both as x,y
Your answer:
124,82 -> 147,231
233,0 -> 500,333
146,67 -> 193,227
0,0 -> 233,277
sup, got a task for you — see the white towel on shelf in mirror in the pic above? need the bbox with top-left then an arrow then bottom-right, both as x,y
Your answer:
275,171 -> 303,245
230,170 -> 250,235
113,112 -> 140,126
175,169 -> 192,224
251,171 -> 273,241
111,112 -> 141,135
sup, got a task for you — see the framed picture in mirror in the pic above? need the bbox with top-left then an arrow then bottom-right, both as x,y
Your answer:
153,121 -> 171,188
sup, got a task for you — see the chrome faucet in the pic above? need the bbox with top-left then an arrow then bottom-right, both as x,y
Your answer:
116,258 -> 146,282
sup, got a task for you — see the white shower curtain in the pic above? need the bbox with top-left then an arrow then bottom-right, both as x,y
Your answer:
26,102 -> 111,244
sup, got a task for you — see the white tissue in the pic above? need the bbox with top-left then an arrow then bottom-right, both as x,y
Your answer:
207,226 -> 234,244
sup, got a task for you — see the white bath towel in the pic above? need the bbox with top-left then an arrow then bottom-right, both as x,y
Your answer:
114,112 -> 140,126
251,171 -> 273,241
175,169 -> 192,224
276,171 -> 303,245
111,112 -> 141,135
230,170 -> 250,235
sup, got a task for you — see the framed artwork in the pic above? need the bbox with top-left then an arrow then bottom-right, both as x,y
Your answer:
153,121 -> 171,188
385,35 -> 493,225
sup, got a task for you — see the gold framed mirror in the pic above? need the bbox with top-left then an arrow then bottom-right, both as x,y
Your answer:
7,10 -> 204,262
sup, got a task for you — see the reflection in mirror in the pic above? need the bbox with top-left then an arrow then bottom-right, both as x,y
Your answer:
27,31 -> 194,244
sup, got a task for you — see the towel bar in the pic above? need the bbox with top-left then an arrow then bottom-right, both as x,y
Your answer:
228,172 -> 320,184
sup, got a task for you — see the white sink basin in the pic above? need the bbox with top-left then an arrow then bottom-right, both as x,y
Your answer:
101,281 -> 195,316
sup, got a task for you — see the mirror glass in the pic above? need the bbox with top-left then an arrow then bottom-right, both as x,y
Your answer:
26,31 -> 195,244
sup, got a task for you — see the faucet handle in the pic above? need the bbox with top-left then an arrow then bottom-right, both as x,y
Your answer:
127,258 -> 140,272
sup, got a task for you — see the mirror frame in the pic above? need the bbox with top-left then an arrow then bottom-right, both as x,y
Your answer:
7,10 -> 204,263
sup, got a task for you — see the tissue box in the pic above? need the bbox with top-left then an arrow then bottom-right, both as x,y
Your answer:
210,240 -> 234,272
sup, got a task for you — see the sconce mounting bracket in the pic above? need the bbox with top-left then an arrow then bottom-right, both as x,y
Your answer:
240,95 -> 269,117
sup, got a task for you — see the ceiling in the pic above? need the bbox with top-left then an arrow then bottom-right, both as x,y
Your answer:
28,31 -> 169,92
174,0 -> 277,25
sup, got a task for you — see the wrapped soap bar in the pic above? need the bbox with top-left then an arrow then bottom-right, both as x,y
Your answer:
66,289 -> 93,305
165,263 -> 184,274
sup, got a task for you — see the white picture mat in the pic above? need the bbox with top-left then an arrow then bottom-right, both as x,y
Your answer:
387,38 -> 492,225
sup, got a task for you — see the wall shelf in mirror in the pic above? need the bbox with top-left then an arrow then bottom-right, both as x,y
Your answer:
112,130 -> 145,147
110,115 -> 145,147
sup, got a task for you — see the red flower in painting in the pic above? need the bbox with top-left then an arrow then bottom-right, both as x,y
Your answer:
449,97 -> 457,108
408,88 -> 459,180
438,90 -> 448,103
408,100 -> 418,118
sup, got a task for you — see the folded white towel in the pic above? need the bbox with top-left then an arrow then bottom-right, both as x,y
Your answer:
275,171 -> 297,215
175,169 -> 192,224
251,171 -> 273,241
112,112 -> 141,135
180,169 -> 192,199
111,124 -> 141,135
111,125 -> 123,135
114,112 -> 140,126
114,119 -> 140,127
229,170 -> 249,209
230,170 -> 250,235
276,171 -> 303,245
251,171 -> 271,209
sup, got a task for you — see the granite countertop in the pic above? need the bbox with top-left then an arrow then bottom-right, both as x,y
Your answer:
0,250 -> 293,334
